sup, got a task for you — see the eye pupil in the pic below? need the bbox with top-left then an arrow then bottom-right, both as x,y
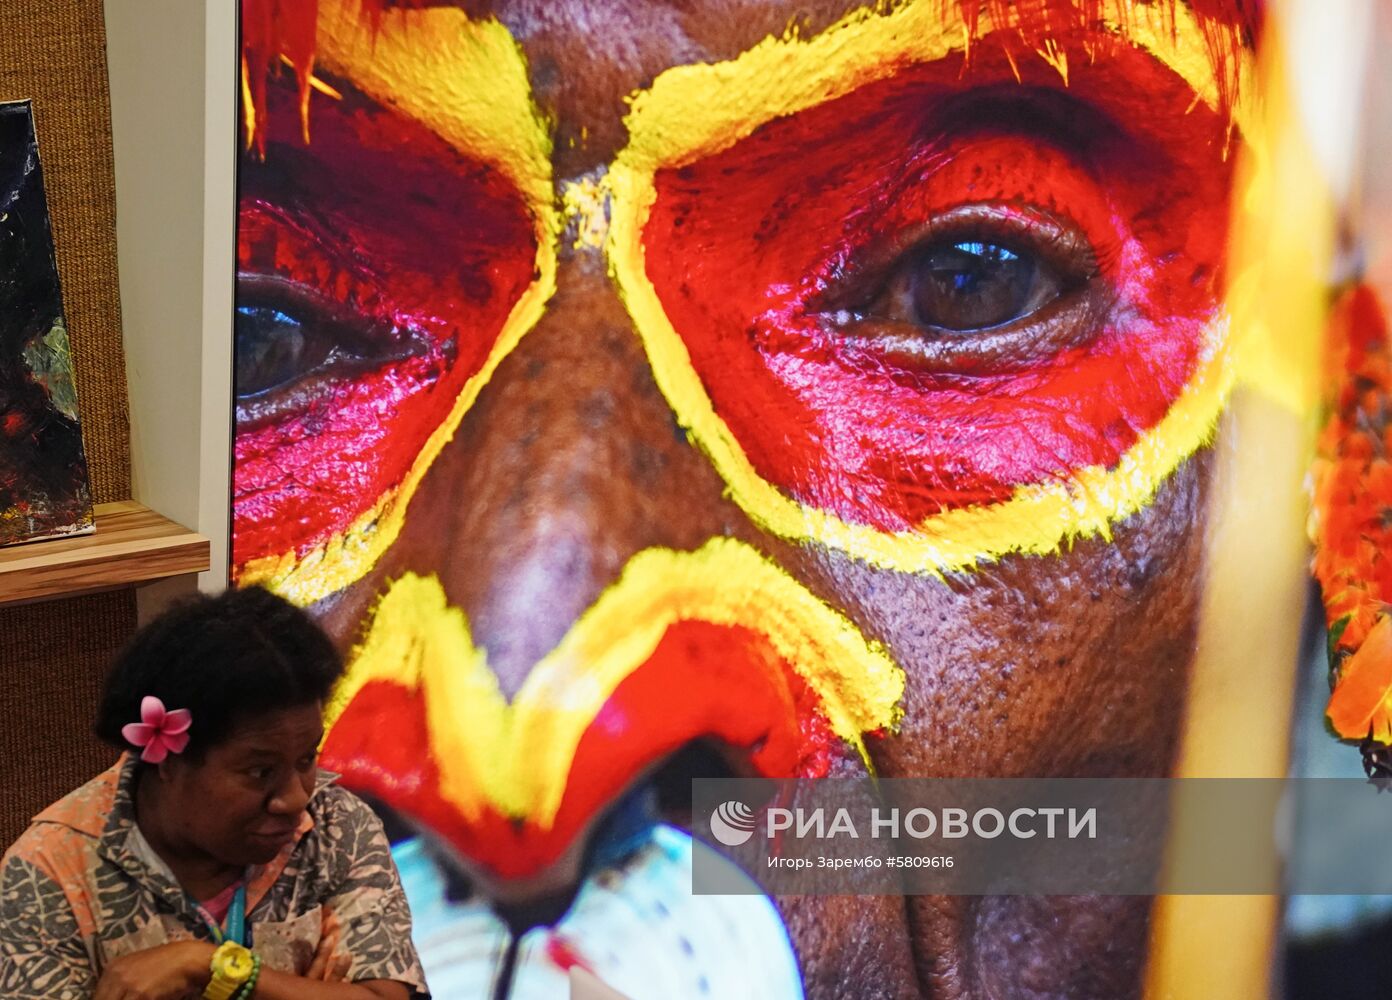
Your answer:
913,240 -> 1043,332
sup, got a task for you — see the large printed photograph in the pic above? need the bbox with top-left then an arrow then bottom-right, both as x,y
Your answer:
232,1 -> 1392,996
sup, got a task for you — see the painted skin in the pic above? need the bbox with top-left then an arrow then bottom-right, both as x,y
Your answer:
233,2 -> 1257,996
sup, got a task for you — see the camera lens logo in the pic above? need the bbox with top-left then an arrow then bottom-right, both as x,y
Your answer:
710,800 -> 756,847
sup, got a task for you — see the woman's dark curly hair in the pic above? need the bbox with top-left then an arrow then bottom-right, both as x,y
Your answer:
94,587 -> 343,762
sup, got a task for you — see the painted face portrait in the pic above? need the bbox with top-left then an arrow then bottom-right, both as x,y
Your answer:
232,1 -> 1352,996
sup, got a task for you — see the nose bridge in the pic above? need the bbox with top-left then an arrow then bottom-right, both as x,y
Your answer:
416,239 -> 743,696
270,765 -> 310,813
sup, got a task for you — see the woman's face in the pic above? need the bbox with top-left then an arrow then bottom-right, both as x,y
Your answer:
159,703 -> 323,868
233,0 -> 1257,994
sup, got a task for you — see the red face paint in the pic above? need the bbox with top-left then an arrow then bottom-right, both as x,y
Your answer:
643,39 -> 1235,530
320,620 -> 839,879
233,76 -> 538,568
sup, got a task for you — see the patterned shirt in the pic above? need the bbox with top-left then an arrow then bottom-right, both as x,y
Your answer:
0,755 -> 429,999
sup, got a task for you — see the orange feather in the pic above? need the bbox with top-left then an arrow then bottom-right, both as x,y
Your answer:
1327,615 -> 1392,743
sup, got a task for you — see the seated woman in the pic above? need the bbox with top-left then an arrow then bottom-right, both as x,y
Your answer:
0,587 -> 428,999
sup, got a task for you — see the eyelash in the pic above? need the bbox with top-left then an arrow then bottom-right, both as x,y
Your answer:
233,274 -> 442,422
815,202 -> 1097,314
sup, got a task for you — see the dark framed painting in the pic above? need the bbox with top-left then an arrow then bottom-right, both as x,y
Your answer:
0,99 -> 92,547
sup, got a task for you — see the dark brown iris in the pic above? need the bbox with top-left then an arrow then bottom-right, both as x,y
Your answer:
911,240 -> 1058,332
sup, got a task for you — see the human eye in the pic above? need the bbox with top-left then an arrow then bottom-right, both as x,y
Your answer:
877,223 -> 1078,334
635,52 -> 1234,530
296,751 -> 319,772
234,273 -> 438,423
820,204 -> 1101,372
232,70 -> 543,577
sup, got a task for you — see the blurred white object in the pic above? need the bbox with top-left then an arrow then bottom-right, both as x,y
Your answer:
394,825 -> 804,1000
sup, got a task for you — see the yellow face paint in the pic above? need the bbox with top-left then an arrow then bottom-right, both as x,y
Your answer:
606,0 -> 1257,576
233,1 -> 560,605
237,0 -> 1259,600
324,537 -> 904,827
561,176 -> 610,250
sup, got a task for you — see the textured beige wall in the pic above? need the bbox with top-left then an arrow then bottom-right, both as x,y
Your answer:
0,0 -> 132,496
0,0 -> 239,845
0,0 -> 136,846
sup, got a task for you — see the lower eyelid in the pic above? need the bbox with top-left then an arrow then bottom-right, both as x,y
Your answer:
233,331 -> 448,432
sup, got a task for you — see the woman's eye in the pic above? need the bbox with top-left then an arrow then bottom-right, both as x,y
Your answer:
235,304 -> 337,397
908,239 -> 1063,331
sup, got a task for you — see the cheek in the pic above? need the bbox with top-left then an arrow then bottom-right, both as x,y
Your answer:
797,448 -> 1213,778
196,778 -> 265,825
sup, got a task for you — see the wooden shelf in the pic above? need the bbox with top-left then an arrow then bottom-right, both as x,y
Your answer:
0,501 -> 210,605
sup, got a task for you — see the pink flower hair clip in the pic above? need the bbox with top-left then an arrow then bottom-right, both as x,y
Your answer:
121,696 -> 192,764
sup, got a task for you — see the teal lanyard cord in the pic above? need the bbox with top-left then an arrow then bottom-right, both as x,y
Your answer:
191,881 -> 248,947
225,883 -> 247,947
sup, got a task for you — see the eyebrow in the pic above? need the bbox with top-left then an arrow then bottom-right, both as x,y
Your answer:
947,1 -> 1258,116
949,0 -> 1259,34
236,733 -> 324,758
241,0 -> 1258,154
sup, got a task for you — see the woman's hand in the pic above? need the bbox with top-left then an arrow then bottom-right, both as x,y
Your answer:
93,940 -> 216,1000
305,907 -> 352,982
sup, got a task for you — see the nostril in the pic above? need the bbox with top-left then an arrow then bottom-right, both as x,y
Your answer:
651,739 -> 744,832
583,782 -> 660,877
486,783 -> 658,937
418,741 -> 750,930
492,885 -> 583,939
